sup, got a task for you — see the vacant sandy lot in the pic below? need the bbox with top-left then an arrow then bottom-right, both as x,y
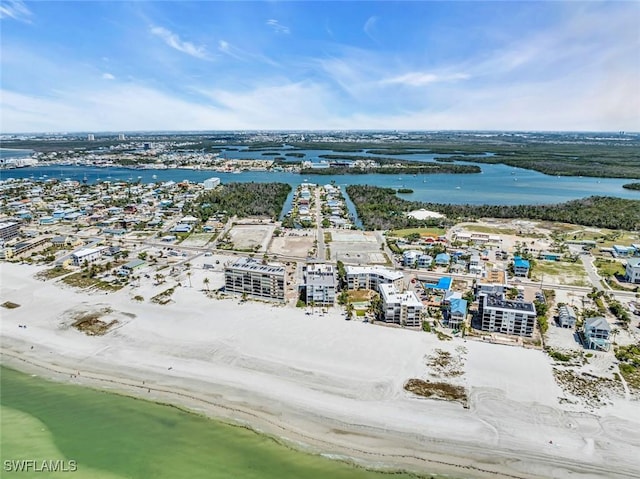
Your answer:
269,232 -> 315,258
180,232 -> 216,247
329,230 -> 387,265
226,224 -> 274,252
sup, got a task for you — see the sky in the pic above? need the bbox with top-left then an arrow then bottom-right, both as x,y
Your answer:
0,0 -> 639,133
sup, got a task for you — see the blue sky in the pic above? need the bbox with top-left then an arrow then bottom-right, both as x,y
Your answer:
1,1 -> 638,133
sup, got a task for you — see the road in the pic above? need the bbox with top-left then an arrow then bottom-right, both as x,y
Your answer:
581,254 -> 606,292
315,187 -> 324,261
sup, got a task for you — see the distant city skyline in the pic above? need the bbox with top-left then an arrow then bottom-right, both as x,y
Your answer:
1,1 -> 639,133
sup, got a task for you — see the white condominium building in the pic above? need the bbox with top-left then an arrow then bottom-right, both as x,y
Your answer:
224,257 -> 285,301
304,263 -> 337,306
345,266 -> 404,292
478,294 -> 537,337
378,283 -> 423,327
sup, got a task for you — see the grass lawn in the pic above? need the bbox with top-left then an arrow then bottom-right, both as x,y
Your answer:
594,258 -> 626,277
389,227 -> 445,238
460,224 -> 518,235
347,290 -> 375,302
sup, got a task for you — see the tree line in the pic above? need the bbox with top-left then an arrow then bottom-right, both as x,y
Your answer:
346,185 -> 640,231
182,182 -> 292,221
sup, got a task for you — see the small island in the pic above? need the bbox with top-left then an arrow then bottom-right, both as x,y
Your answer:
622,182 -> 640,191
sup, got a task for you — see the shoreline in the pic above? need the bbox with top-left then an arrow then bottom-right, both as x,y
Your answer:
1,263 -> 640,479
0,348 -> 511,479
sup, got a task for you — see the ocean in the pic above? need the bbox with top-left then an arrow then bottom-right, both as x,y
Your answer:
0,367 -> 428,479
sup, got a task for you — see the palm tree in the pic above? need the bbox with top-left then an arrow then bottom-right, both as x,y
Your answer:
186,271 -> 192,288
203,277 -> 210,292
345,303 -> 354,320
611,328 -> 620,345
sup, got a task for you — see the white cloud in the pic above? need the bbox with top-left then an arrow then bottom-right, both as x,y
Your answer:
0,0 -> 31,23
363,16 -> 377,41
102,73 -> 115,80
150,26 -> 210,60
266,19 -> 290,34
217,40 -> 243,60
381,72 -> 470,87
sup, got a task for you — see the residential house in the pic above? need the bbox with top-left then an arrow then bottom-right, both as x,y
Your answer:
71,247 -> 103,267
583,317 -> 611,351
557,304 -> 577,329
447,298 -> 468,330
468,254 -> 482,275
625,258 -> 640,284
513,256 -> 530,277
434,252 -> 451,266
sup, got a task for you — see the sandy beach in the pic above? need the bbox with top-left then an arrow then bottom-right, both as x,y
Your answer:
2,262 -> 639,479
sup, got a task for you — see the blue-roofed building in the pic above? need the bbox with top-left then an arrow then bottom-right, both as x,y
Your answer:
513,256 -> 530,277
613,245 -> 636,258
435,252 -> 451,266
423,276 -> 452,291
447,298 -> 468,329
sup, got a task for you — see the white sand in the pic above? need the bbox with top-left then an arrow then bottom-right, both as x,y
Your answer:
406,209 -> 445,220
2,262 -> 640,479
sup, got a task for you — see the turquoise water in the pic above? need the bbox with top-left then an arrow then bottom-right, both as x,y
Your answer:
0,367 -> 434,479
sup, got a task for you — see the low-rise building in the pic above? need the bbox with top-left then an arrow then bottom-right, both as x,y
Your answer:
447,298 -> 468,330
121,259 -> 146,273
468,254 -> 482,275
224,257 -> 285,302
476,269 -> 508,297
402,250 -> 433,268
557,304 -> 577,328
513,256 -> 530,277
625,258 -> 640,284
583,317 -> 611,351
345,266 -> 404,292
71,247 -> 103,267
378,283 -> 423,327
478,294 -> 537,337
434,252 -> 451,266
304,263 -> 337,306
613,245 -> 636,258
